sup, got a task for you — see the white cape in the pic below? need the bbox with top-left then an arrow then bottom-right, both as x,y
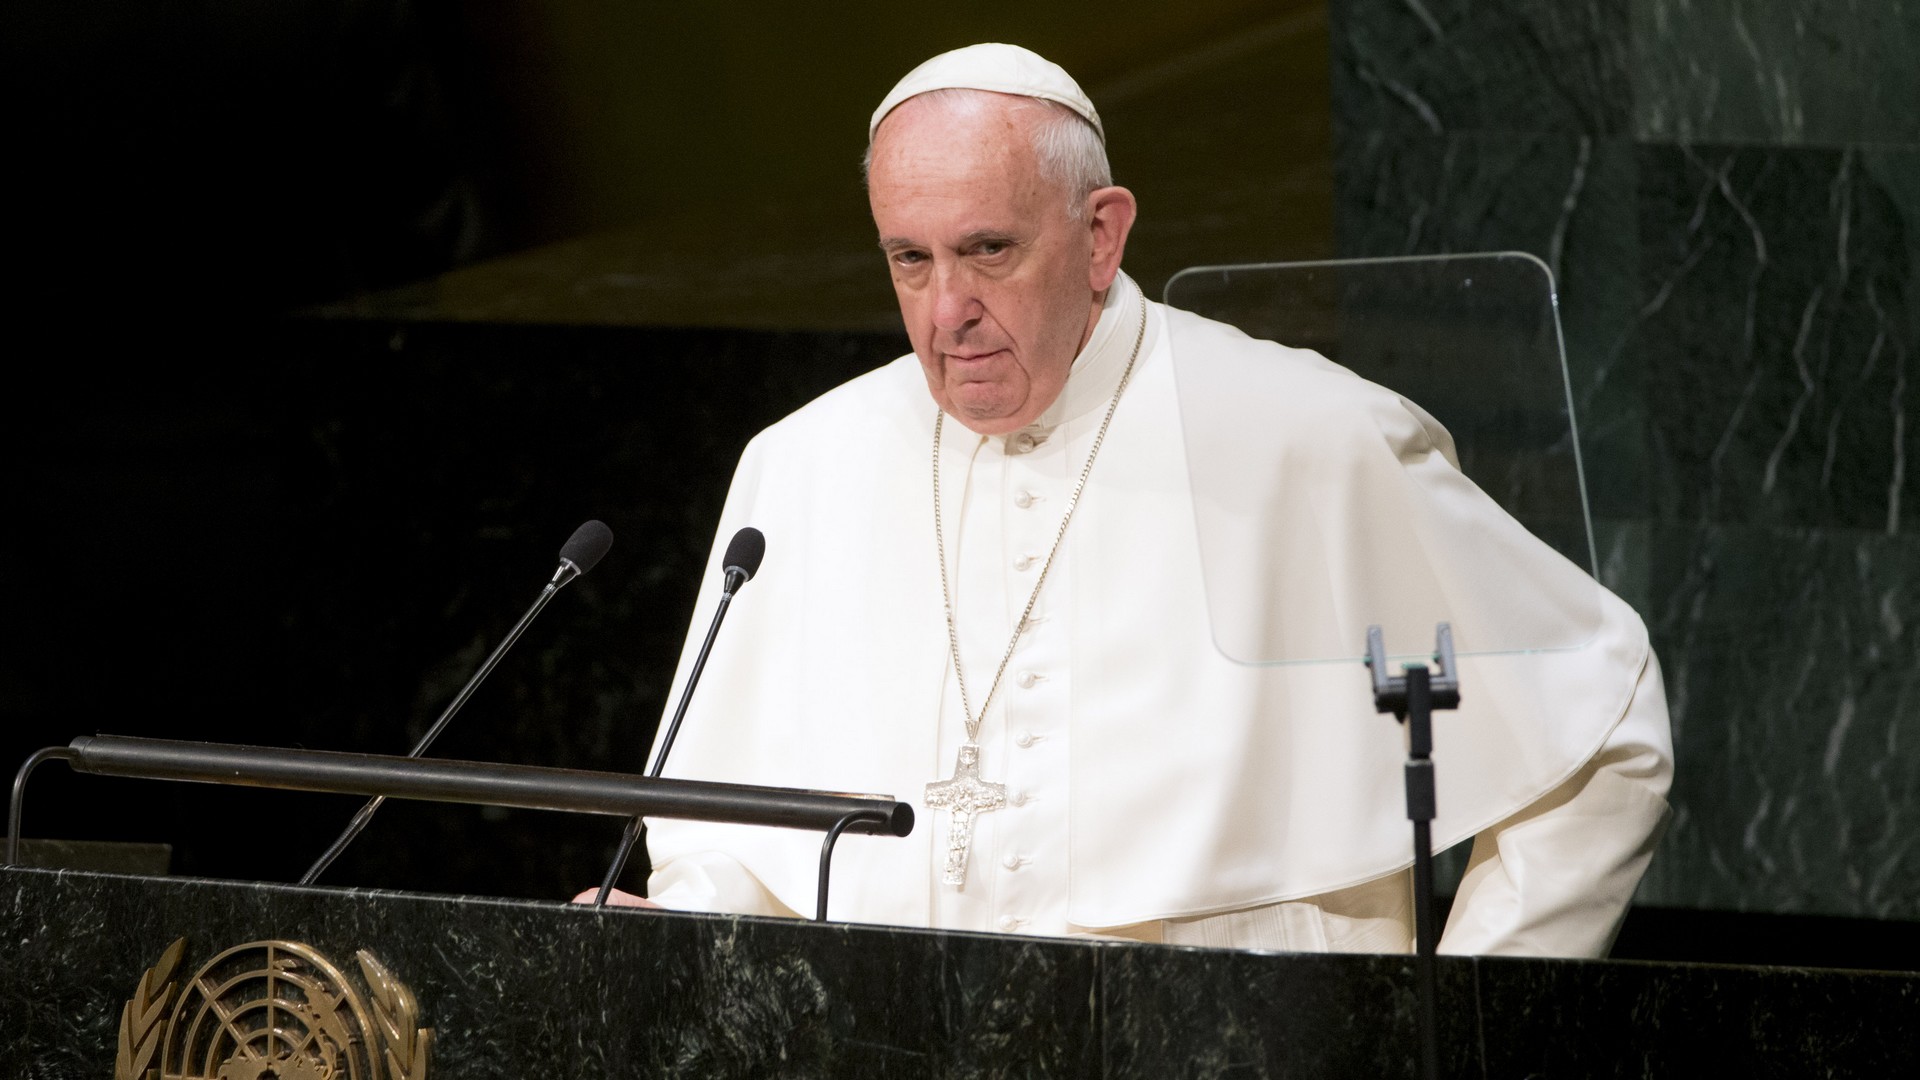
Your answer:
643,297 -> 1646,930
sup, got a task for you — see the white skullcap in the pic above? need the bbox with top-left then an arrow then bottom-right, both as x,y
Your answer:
868,43 -> 1103,142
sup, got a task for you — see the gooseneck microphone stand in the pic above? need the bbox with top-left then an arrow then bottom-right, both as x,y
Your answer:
300,521 -> 614,886
592,527 -> 764,906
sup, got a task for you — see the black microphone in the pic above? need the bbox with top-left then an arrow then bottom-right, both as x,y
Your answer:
556,518 -> 615,586
300,519 -> 614,886
593,526 -> 763,905
720,526 -> 766,596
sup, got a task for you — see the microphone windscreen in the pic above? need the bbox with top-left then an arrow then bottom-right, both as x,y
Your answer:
723,527 -> 766,582
559,520 -> 615,575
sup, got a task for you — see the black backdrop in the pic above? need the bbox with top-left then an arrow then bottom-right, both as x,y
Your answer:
3,317 -> 905,898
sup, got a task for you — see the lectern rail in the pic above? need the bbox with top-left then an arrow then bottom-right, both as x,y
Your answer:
8,734 -> 914,921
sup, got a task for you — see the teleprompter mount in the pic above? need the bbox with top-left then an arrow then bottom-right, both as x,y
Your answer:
1363,622 -> 1461,1080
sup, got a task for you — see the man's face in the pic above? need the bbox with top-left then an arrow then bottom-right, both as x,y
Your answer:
867,94 -> 1101,436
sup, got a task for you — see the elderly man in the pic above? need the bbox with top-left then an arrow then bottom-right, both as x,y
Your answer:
607,44 -> 1672,957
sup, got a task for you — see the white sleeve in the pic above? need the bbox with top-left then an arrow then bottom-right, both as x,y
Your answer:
647,850 -> 806,919
1438,650 -> 1675,958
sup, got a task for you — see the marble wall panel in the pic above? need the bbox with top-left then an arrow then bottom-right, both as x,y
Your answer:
1335,130 -> 1651,522
1330,0 -> 1632,136
1863,147 -> 1920,337
1633,0 -> 1920,145
1330,0 -> 1920,925
1635,143 -> 1915,533
1638,522 -> 1919,918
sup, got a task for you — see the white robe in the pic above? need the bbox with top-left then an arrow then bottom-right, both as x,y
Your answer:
643,273 -> 1673,957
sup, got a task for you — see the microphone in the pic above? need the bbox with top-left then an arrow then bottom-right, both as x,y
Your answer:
720,525 -> 766,596
300,519 -> 614,886
556,518 -> 615,586
593,526 -> 763,905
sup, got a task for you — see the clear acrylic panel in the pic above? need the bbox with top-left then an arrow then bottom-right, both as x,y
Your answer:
1163,253 -> 1602,665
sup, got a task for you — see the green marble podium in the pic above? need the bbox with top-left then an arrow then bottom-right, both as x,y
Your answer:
3,866 -> 1913,1078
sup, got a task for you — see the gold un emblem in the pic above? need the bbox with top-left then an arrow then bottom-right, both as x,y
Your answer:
114,938 -> 431,1080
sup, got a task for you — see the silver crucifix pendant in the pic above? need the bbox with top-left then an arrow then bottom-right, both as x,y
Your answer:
924,741 -> 1008,885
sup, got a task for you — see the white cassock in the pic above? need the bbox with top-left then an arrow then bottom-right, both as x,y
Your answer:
642,272 -> 1673,957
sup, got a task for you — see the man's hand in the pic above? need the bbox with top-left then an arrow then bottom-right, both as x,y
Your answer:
570,887 -> 661,909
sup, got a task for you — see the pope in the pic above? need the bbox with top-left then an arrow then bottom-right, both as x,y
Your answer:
590,43 -> 1673,957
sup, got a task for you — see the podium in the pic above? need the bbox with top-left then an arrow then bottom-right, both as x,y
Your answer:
4,865 -> 1913,1078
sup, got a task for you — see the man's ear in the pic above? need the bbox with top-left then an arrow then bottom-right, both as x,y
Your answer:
1085,186 -> 1138,291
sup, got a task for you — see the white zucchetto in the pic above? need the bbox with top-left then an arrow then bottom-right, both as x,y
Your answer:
868,43 -> 1104,141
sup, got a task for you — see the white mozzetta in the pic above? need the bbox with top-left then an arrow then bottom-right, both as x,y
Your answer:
644,273 -> 1672,956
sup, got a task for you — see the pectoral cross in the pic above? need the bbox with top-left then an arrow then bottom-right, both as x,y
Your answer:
924,741 -> 1007,885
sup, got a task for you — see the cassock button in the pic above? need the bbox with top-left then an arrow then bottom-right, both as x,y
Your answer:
1009,790 -> 1028,807
1014,490 -> 1035,509
998,915 -> 1023,931
1017,670 -> 1038,689
1011,433 -> 1036,454
1002,854 -> 1022,870
1014,731 -> 1035,748
1013,554 -> 1035,571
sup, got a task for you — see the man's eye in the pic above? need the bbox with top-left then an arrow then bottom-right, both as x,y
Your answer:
976,242 -> 1008,256
892,251 -> 928,267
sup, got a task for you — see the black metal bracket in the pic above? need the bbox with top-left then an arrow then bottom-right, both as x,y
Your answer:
1363,623 -> 1462,1080
1366,623 -> 1461,718
817,809 -> 892,922
6,747 -> 79,866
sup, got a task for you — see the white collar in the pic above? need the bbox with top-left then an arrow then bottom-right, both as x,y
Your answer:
1024,270 -> 1148,437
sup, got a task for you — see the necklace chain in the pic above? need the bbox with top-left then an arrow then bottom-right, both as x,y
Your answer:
934,289 -> 1149,743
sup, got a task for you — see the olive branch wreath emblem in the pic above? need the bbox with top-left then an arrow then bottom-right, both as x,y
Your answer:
113,938 -> 431,1080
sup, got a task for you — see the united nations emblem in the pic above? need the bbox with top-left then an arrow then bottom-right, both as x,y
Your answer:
113,938 -> 432,1080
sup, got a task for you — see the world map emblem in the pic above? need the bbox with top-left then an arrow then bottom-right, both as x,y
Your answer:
114,938 -> 431,1080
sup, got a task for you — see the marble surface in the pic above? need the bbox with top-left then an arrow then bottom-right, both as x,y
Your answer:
1334,130 -> 1650,521
1633,0 -> 1920,145
1102,946 -> 1479,1078
3,868 -> 1913,1079
1470,953 -> 1920,1077
0,869 -> 1105,1078
1332,0 -> 1920,922
1637,143 -> 1915,532
1639,523 -> 1920,918
1331,0 -> 1634,136
1335,1 -> 1920,146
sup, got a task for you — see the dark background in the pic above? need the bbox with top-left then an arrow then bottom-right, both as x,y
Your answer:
4,0 -> 1328,898
4,1 -> 1915,968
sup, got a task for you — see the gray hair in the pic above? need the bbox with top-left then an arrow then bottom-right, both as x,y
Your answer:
864,89 -> 1112,222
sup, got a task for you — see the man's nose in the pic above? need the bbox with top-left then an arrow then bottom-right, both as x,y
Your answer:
931,265 -> 981,331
